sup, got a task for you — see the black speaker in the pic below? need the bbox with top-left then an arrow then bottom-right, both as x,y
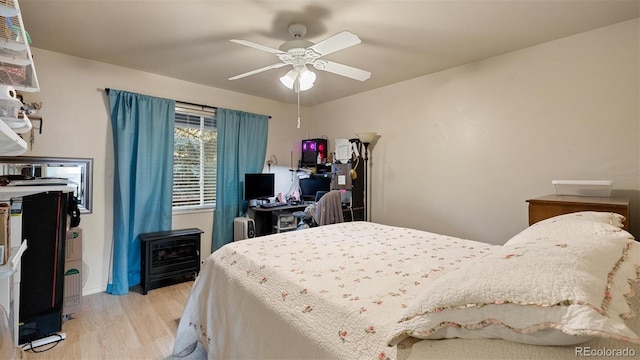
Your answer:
301,138 -> 328,166
247,220 -> 255,238
68,194 -> 81,228
19,191 -> 68,344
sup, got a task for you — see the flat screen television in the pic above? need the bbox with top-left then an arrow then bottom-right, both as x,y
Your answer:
244,173 -> 275,200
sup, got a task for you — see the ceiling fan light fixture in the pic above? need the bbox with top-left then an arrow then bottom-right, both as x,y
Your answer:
229,22 -> 370,93
279,69 -> 297,89
298,68 -> 316,91
280,67 -> 315,92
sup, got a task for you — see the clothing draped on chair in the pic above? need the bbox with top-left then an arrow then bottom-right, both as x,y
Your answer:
213,108 -> 268,251
313,190 -> 344,226
107,89 -> 175,295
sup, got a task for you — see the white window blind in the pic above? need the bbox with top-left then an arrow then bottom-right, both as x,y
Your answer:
173,109 -> 217,209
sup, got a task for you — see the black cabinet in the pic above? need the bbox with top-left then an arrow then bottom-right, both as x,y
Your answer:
349,157 -> 365,221
331,159 -> 365,222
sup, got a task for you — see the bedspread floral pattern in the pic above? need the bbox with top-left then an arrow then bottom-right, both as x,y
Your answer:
199,222 -> 495,360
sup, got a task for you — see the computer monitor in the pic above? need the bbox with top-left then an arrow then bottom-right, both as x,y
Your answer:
244,173 -> 275,200
299,175 -> 331,201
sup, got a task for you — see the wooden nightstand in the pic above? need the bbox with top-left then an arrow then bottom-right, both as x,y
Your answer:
526,195 -> 630,230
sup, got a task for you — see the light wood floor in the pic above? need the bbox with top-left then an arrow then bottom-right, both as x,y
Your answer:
22,281 -> 194,360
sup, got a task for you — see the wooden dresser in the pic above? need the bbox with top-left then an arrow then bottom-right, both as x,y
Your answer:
526,195 -> 630,230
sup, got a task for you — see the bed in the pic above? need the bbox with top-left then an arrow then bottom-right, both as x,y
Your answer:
173,212 -> 640,359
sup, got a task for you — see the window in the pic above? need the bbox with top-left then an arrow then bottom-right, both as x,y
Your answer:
172,108 -> 217,209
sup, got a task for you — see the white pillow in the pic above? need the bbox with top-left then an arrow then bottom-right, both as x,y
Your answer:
505,216 -> 637,320
387,220 -> 640,347
529,211 -> 626,229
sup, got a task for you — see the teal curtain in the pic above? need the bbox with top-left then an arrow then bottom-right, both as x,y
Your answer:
107,89 -> 175,295
213,109 -> 268,251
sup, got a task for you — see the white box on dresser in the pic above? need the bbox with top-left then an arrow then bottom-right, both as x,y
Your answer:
552,180 -> 613,197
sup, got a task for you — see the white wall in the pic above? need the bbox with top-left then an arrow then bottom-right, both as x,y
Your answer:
308,19 -> 640,244
19,49 -> 310,295
17,18 -> 638,294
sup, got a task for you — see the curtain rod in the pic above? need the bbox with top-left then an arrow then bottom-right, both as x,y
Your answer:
104,88 -> 271,118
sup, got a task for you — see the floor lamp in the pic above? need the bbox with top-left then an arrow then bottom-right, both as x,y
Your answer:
357,132 -> 377,222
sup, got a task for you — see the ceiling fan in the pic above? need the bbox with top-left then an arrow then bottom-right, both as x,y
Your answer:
228,23 -> 371,93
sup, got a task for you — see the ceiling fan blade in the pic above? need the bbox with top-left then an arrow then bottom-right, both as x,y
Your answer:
230,39 -> 285,54
313,60 -> 371,81
229,63 -> 287,80
308,31 -> 361,57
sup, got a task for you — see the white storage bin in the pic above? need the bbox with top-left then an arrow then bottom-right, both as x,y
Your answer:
0,115 -> 26,155
552,180 -> 613,197
0,97 -> 20,118
0,0 -> 39,92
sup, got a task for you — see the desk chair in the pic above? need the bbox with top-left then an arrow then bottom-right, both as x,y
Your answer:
313,190 -> 344,226
293,190 -> 345,228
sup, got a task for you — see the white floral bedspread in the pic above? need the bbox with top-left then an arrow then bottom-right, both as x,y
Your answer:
173,221 -> 495,360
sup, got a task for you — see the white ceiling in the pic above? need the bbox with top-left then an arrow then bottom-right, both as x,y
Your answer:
19,0 -> 639,106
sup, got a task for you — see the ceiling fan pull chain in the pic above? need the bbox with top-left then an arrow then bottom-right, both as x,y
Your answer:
297,89 -> 301,129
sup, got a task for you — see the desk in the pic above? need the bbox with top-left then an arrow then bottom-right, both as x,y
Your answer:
249,203 -> 310,237
249,202 -> 365,237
